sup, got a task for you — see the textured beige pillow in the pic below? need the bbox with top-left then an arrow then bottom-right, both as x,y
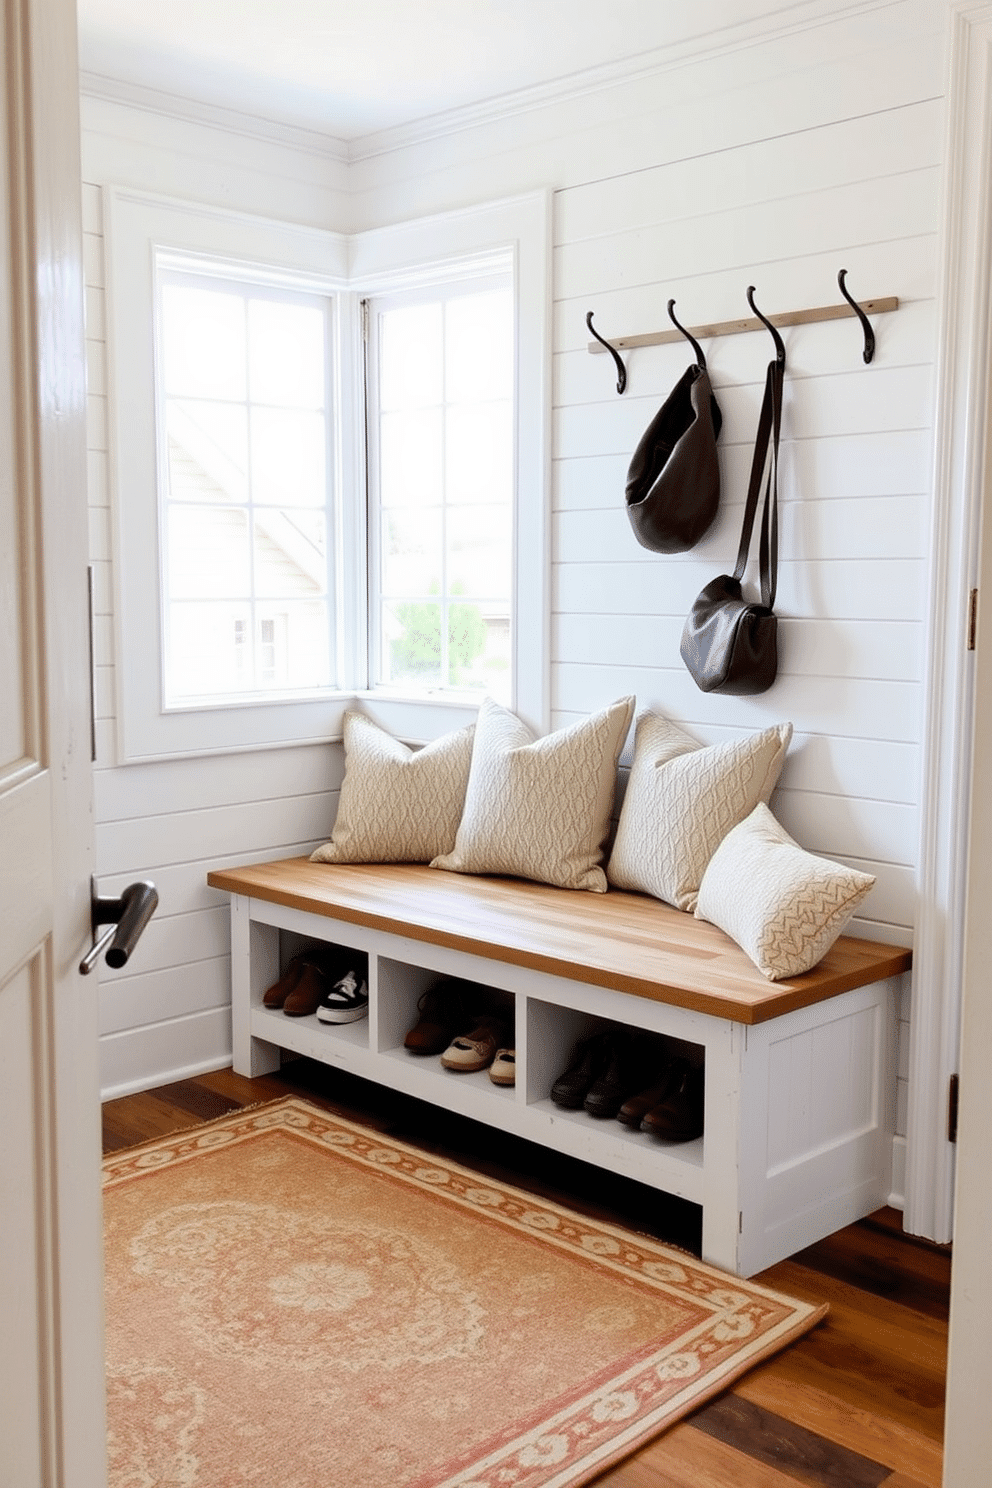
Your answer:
310,711 -> 474,865
431,695 -> 635,892
606,713 -> 793,911
695,803 -> 876,980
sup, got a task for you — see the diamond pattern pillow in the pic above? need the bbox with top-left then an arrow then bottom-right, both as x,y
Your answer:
310,711 -> 475,865
431,695 -> 635,892
606,712 -> 792,911
695,803 -> 876,980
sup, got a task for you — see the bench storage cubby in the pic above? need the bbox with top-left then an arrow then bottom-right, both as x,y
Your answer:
208,856 -> 912,1278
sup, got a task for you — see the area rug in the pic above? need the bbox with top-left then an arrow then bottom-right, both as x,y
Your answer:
103,1096 -> 826,1488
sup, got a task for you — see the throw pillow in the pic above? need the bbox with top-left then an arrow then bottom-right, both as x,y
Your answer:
606,712 -> 793,911
310,711 -> 475,865
431,695 -> 635,892
695,803 -> 876,979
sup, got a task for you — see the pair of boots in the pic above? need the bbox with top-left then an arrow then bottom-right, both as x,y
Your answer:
550,1029 -> 703,1141
615,1059 -> 704,1140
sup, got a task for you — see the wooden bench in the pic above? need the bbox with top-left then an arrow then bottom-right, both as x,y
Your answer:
208,856 -> 912,1277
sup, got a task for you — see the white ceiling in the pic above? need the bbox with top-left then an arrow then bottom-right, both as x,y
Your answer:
75,0 -> 836,142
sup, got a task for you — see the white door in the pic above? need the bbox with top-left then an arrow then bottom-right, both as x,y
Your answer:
0,0 -> 107,1483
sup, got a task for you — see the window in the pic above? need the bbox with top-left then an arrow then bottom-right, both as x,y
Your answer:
157,268 -> 334,704
106,187 -> 548,761
350,190 -> 551,741
366,276 -> 513,703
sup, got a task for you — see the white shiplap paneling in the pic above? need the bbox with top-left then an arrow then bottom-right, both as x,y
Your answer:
85,1 -> 941,1137
82,123 -> 346,1097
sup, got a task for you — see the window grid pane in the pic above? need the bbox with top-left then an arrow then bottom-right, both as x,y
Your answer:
373,283 -> 512,701
159,272 -> 334,704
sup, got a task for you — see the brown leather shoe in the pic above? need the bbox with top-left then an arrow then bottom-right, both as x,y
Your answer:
283,962 -> 328,1017
549,1030 -> 613,1108
262,954 -> 306,1009
282,947 -> 362,1017
616,1059 -> 687,1128
640,1065 -> 704,1141
404,978 -> 474,1055
584,1031 -> 663,1119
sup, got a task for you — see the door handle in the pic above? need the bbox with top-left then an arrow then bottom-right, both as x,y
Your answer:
79,878 -> 159,975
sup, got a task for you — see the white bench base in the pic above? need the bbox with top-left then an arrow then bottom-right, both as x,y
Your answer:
224,884 -> 902,1278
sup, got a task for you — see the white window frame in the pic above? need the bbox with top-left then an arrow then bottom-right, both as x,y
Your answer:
364,264 -> 515,708
351,192 -> 551,741
155,259 -> 338,708
105,187 -> 549,761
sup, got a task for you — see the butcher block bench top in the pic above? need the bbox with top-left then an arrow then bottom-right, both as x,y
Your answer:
208,857 -> 912,1026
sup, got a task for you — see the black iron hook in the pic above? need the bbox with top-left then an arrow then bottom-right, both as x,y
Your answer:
586,311 -> 627,394
837,269 -> 876,364
747,286 -> 786,368
667,299 -> 707,369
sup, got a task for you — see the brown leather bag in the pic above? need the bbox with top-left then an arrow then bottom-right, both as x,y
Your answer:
680,355 -> 782,695
625,363 -> 722,554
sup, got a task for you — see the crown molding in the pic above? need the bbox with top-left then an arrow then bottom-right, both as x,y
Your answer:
78,70 -> 351,163
80,0 -> 898,168
348,0 -> 901,161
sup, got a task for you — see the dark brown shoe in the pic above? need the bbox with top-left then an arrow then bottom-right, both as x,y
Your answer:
616,1059 -> 688,1128
283,962 -> 329,1017
262,954 -> 306,1009
640,1065 -> 704,1141
550,1030 -> 613,1108
404,978 -> 474,1054
584,1031 -> 661,1119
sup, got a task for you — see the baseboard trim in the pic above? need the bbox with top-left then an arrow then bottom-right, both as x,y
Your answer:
101,1051 -> 233,1103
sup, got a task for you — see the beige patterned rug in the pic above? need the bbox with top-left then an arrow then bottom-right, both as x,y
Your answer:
103,1096 -> 826,1488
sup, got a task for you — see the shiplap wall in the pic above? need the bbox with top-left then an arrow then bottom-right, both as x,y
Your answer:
81,104 -> 349,1095
349,0 -> 942,1167
83,0 -> 941,1167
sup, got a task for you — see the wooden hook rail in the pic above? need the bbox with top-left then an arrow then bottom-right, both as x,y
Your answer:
587,296 -> 897,356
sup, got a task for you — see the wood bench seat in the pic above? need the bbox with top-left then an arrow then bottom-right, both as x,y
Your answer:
209,854 -> 912,1277
208,856 -> 911,1024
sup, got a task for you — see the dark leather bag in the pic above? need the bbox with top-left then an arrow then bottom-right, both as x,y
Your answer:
625,364 -> 722,553
680,357 -> 783,695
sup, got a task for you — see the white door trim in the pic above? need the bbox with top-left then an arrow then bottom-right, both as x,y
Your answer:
906,1 -> 992,1241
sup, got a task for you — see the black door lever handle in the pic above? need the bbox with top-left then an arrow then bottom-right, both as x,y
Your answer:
79,878 -> 158,975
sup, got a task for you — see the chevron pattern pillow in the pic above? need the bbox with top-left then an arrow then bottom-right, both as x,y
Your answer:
431,695 -> 635,892
310,711 -> 475,865
695,803 -> 876,980
607,713 -> 793,912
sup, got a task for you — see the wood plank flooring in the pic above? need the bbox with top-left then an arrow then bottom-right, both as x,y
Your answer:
102,1059 -> 951,1488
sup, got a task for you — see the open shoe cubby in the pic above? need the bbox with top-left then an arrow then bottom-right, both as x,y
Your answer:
222,872 -> 904,1278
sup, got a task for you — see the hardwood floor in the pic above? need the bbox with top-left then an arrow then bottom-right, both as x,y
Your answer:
102,1059 -> 951,1488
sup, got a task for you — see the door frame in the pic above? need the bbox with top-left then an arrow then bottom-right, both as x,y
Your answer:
905,0 -> 992,1242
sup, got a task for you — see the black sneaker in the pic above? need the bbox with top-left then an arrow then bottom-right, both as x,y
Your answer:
316,968 -> 369,1024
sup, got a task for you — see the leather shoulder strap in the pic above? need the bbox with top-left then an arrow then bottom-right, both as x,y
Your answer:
732,359 -> 783,609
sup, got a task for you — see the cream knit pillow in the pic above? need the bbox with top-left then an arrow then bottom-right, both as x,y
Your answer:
310,711 -> 474,865
606,713 -> 792,911
431,695 -> 635,892
695,803 -> 876,980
